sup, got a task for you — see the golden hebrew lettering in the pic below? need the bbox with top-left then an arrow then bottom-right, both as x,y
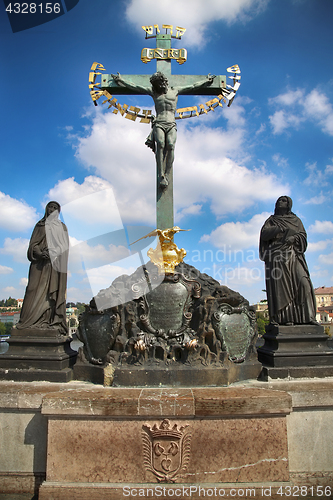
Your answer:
205,97 -> 222,110
227,64 -> 241,74
88,72 -> 96,83
103,91 -> 113,100
90,62 -> 105,72
140,110 -> 152,123
162,24 -> 173,34
90,89 -> 103,101
88,58 -> 240,121
176,26 -> 186,38
113,103 -> 129,116
125,105 -> 141,121
217,94 -> 226,103
142,25 -> 153,35
176,106 -> 199,119
107,99 -> 117,109
142,24 -> 160,35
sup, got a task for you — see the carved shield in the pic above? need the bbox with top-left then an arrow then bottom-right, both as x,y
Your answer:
214,304 -> 255,362
146,281 -> 189,332
152,437 -> 182,475
78,312 -> 118,364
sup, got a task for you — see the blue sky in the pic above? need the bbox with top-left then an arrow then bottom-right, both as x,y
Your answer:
1,0 -> 333,306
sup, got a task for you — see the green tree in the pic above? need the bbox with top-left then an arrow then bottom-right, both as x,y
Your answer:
75,302 -> 86,315
256,312 -> 269,336
4,323 -> 12,335
0,323 -> 6,335
5,297 -> 17,307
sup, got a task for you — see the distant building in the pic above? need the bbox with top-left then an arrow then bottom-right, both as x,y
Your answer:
17,299 -> 23,308
66,306 -> 78,337
0,311 -> 20,325
253,300 -> 269,319
314,287 -> 333,335
314,286 -> 333,307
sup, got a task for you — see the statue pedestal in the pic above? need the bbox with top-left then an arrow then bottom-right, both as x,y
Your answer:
0,328 -> 77,382
38,386 -> 291,500
73,360 -> 261,387
257,324 -> 333,380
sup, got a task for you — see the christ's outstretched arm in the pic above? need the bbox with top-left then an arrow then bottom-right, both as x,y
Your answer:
176,74 -> 216,95
111,73 -> 152,95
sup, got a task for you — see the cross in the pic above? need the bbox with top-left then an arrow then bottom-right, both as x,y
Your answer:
94,25 -> 234,231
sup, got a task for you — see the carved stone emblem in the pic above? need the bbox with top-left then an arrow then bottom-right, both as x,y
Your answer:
77,310 -> 119,365
136,273 -> 200,341
142,419 -> 192,483
213,303 -> 256,362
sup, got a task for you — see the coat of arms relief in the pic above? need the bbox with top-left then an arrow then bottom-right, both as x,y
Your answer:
141,419 -> 192,483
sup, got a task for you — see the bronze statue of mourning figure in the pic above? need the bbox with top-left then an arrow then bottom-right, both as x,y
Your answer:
111,71 -> 215,189
259,196 -> 318,326
0,201 -> 77,382
16,201 -> 69,333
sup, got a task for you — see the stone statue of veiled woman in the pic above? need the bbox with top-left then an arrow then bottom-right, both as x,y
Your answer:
16,201 -> 69,334
259,196 -> 318,326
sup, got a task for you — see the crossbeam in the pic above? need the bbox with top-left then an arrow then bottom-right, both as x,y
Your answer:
100,74 -> 226,96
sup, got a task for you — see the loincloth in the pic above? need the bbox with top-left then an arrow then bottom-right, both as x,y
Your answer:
145,121 -> 177,153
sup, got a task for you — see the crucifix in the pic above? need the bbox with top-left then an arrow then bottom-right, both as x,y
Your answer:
89,24 -> 240,231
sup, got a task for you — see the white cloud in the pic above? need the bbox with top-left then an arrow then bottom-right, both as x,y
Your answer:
0,238 -> 29,264
0,192 -> 38,232
125,0 -> 269,48
269,109 -> 303,134
270,89 -> 304,107
46,177 -> 124,240
177,203 -> 203,220
200,212 -> 270,251
75,113 -> 156,225
319,253 -> 333,265
2,286 -> 16,294
269,87 -> 333,136
325,161 -> 333,174
304,193 -> 326,205
223,264 -> 263,286
85,264 -> 137,291
19,277 -> 28,287
307,240 -> 333,252
0,265 -> 13,275
73,109 -> 288,224
69,239 -> 130,273
303,162 -> 327,187
308,220 -> 333,234
272,153 -> 288,168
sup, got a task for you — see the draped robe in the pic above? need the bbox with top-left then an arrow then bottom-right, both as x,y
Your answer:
16,215 -> 69,333
259,212 -> 316,325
